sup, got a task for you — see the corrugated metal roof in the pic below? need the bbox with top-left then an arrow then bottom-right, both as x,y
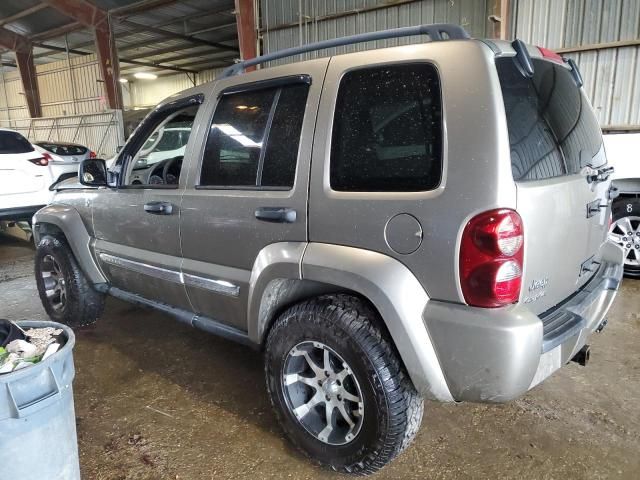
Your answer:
0,0 -> 238,72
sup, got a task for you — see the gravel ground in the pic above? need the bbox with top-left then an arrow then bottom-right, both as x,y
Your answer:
1,233 -> 638,479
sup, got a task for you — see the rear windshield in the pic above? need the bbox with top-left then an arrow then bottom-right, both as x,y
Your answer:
496,57 -> 604,181
37,143 -> 87,155
0,131 -> 34,154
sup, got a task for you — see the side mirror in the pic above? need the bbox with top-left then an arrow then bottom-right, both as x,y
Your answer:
79,158 -> 108,187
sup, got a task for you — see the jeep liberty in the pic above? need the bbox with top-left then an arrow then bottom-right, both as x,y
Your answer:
32,25 -> 624,474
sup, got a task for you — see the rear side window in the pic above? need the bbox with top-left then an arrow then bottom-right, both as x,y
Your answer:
330,64 -> 442,192
496,57 -> 604,181
0,131 -> 34,154
37,143 -> 87,155
199,82 -> 309,189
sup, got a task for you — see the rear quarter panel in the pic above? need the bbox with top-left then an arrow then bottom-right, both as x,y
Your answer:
308,40 -> 516,303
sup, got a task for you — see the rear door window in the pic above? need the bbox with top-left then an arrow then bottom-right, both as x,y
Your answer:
0,131 -> 34,154
496,57 -> 604,181
330,64 -> 442,192
199,82 -> 309,189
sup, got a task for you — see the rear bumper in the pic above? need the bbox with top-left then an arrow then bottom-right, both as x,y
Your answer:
423,241 -> 624,403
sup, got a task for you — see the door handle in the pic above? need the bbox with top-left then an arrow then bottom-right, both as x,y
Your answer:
144,201 -> 173,215
255,207 -> 296,223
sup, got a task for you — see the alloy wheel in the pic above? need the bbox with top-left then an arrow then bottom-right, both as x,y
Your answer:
40,254 -> 67,311
609,216 -> 640,268
282,341 -> 364,446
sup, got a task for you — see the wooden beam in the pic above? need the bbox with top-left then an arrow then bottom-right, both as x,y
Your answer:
0,4 -> 48,27
30,21 -> 84,42
41,0 -> 123,110
34,42 -> 201,74
234,0 -> 257,71
500,0 -> 510,40
0,27 -> 41,117
94,22 -> 122,109
109,0 -> 179,18
15,49 -> 42,117
120,49 -> 235,70
556,39 -> 640,54
118,18 -> 238,52
32,5 -> 237,58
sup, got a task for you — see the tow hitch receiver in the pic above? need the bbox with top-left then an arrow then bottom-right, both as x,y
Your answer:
571,345 -> 591,366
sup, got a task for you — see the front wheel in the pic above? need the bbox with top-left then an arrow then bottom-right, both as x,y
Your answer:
609,198 -> 640,278
35,235 -> 105,327
264,294 -> 423,475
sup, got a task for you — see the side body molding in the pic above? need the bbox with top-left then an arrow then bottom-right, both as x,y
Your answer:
32,205 -> 106,284
301,243 -> 454,402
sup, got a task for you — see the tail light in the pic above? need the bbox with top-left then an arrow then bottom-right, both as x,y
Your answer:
28,153 -> 50,166
460,209 -> 524,308
90,150 -> 97,158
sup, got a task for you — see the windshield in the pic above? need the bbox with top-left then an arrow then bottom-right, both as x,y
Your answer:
496,57 -> 604,181
0,131 -> 34,154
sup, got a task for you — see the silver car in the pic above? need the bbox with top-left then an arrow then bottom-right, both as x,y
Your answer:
32,24 -> 623,475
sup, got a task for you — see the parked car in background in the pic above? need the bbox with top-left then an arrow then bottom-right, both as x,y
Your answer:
604,132 -> 640,277
0,129 -> 54,222
34,141 -> 95,188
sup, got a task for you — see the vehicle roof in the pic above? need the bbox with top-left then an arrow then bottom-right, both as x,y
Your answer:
157,36 -> 569,110
158,37 -> 479,108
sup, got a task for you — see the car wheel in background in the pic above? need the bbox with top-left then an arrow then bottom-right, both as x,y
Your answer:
610,197 -> 640,278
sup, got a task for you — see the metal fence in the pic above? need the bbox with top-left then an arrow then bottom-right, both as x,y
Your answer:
0,110 -> 125,159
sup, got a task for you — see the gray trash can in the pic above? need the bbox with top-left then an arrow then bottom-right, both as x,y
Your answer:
0,321 -> 80,480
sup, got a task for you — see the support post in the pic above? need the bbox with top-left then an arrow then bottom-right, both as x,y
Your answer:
15,49 -> 42,118
94,18 -> 123,110
0,27 -> 42,118
235,0 -> 257,71
41,0 -> 123,110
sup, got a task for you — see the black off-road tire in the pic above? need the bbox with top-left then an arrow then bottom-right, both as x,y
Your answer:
611,197 -> 640,278
35,235 -> 105,327
264,294 -> 424,475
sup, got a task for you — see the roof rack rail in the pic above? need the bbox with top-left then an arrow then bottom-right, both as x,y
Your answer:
220,23 -> 470,78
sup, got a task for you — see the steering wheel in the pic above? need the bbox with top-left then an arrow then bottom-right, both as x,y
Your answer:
162,155 -> 183,185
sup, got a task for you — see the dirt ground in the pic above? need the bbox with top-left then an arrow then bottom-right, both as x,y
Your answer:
1,232 -> 639,480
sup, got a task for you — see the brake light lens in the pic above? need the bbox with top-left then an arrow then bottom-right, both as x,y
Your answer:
89,150 -> 97,158
538,46 -> 563,64
460,209 -> 524,308
28,154 -> 50,166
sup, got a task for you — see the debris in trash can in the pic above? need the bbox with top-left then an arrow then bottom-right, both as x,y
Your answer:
0,321 -> 63,374
0,319 -> 26,347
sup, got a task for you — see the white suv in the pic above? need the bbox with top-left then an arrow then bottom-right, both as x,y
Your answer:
0,128 -> 54,222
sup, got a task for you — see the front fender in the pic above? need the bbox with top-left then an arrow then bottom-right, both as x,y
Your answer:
32,205 -> 106,284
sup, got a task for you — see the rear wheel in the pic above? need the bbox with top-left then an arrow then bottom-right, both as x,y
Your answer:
35,235 -> 105,327
610,198 -> 640,278
264,294 -> 423,475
